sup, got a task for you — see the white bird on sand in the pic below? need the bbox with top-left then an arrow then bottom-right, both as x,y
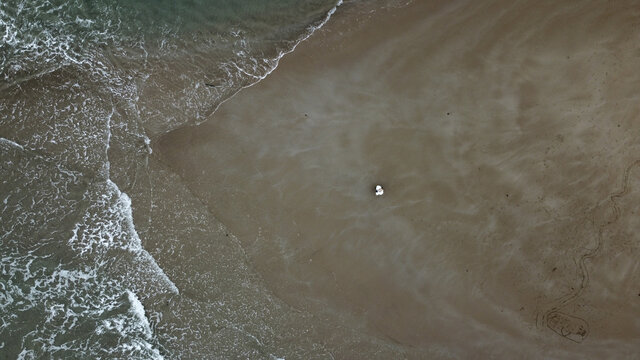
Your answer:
375,185 -> 384,196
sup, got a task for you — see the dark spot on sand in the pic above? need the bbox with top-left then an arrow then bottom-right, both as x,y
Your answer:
225,233 -> 229,237
552,267 -> 557,272
446,112 -> 450,116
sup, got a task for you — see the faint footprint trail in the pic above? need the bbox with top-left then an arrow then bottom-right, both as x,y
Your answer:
538,159 -> 640,343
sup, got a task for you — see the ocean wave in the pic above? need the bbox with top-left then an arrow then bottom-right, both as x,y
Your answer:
0,140 -> 173,359
1,0 -> 345,357
67,179 -> 179,295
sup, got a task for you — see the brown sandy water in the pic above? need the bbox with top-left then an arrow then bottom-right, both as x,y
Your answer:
156,0 -> 640,357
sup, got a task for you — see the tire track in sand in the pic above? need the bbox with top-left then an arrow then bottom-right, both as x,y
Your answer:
537,159 -> 640,343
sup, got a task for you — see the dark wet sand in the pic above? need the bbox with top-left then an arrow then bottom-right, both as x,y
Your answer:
156,1 -> 640,357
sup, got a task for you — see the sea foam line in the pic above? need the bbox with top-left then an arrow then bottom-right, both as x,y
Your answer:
0,137 -> 25,150
99,97 -> 177,296
112,180 -> 180,295
195,0 -> 343,127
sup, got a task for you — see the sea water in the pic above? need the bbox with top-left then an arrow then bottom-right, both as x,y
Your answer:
0,0 -> 344,358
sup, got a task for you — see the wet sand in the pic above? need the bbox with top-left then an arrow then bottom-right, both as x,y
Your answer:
156,0 -> 640,357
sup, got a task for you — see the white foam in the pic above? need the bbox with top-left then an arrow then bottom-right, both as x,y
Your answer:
17,349 -> 35,360
112,180 -> 179,295
127,290 -> 152,338
75,16 -> 95,28
0,137 -> 25,150
0,9 -> 18,46
0,247 -> 167,357
196,0 -> 344,125
66,179 -> 179,295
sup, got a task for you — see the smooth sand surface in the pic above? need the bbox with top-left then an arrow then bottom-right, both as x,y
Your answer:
156,1 -> 640,357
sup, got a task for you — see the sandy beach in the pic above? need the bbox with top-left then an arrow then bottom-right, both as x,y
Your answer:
154,0 -> 640,358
